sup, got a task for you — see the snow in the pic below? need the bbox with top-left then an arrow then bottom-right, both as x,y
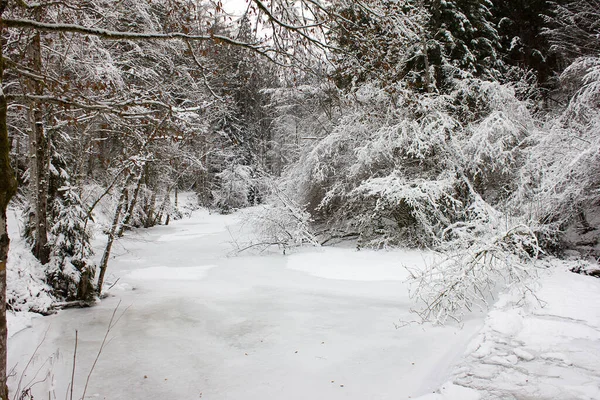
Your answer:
126,265 -> 216,281
444,267 -> 600,400
417,382 -> 481,400
286,248 -> 436,281
7,208 -> 482,400
7,208 -> 600,400
5,209 -> 54,316
6,312 -> 37,339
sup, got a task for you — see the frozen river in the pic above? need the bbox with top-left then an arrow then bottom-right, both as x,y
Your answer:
8,209 -> 483,400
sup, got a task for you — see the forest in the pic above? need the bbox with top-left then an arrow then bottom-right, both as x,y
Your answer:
0,0 -> 599,399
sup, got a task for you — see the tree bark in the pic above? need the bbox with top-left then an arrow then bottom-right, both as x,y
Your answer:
421,34 -> 431,93
27,29 -> 50,264
419,0 -> 432,93
143,192 -> 156,229
0,2 -> 19,397
117,169 -> 144,237
97,168 -> 138,294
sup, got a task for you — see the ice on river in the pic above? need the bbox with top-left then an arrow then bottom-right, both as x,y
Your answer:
8,207 -> 600,400
7,208 -> 482,400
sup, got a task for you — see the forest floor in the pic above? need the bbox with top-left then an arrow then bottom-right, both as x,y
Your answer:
6,207 -> 600,400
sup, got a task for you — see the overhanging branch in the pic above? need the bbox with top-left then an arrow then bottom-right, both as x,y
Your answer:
3,18 -> 267,50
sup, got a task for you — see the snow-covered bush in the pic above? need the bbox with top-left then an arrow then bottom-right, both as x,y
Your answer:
511,56 -> 600,254
407,198 -> 541,324
352,172 -> 461,248
461,80 -> 535,202
234,179 -> 319,253
275,77 -> 548,321
285,79 -> 536,248
172,191 -> 200,219
7,237 -> 54,314
241,203 -> 318,253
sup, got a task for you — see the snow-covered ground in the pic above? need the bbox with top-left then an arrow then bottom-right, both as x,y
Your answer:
7,208 -> 600,400
448,264 -> 600,400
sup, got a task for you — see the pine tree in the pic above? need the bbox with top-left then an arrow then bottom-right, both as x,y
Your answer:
422,0 -> 501,89
491,0 -> 562,91
329,0 -> 502,92
47,184 -> 96,302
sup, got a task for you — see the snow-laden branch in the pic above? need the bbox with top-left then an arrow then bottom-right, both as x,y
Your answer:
251,0 -> 340,52
3,18 -> 267,50
254,0 -> 325,31
8,94 -> 209,116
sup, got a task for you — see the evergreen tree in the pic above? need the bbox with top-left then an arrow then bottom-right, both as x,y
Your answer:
328,1 -> 426,89
421,0 -> 501,90
202,14 -> 278,211
47,186 -> 96,302
491,0 -> 562,91
44,136 -> 96,302
329,0 -> 502,92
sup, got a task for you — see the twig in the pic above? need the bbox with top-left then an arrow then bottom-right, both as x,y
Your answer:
70,331 -> 78,400
13,326 -> 50,400
80,300 -> 129,400
233,241 -> 287,254
106,278 -> 121,291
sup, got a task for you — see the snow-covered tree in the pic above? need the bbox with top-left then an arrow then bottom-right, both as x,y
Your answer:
281,76 -> 535,247
425,0 -> 501,80
545,0 -> 600,62
328,0 -> 428,89
492,0 -> 560,91
405,0 -> 502,91
47,185 -> 95,302
512,56 -> 600,254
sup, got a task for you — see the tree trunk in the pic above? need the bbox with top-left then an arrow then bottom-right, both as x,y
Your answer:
419,1 -> 432,93
154,192 -> 172,226
28,109 -> 50,264
422,34 -> 431,93
97,169 -> 137,294
143,192 -> 156,229
117,169 -> 144,237
0,216 -> 10,400
27,30 -> 50,264
0,3 -> 19,397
